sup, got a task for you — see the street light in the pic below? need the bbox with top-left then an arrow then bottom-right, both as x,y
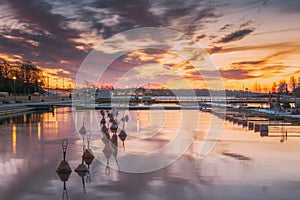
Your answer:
13,76 -> 16,102
56,78 -> 58,99
62,139 -> 68,161
24,80 -> 28,96
245,88 -> 249,120
47,76 -> 50,97
38,79 -> 41,98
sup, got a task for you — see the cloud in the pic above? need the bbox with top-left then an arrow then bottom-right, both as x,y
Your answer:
6,0 -> 67,35
221,50 -> 298,80
220,24 -> 231,30
264,49 -> 296,60
218,28 -> 254,43
208,42 -> 297,54
206,46 -> 223,54
0,0 -> 221,71
270,0 -> 300,13
219,69 -> 257,80
92,0 -> 221,36
0,0 -> 299,89
240,20 -> 253,28
292,68 -> 300,75
232,60 -> 265,65
92,0 -> 161,28
195,34 -> 206,41
0,0 -> 88,77
253,27 -> 300,36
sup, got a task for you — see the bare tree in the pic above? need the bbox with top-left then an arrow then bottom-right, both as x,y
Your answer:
290,76 -> 296,92
0,60 -> 44,93
271,82 -> 277,93
253,81 -> 261,93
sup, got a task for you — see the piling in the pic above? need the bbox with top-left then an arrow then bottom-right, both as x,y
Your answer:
248,122 -> 254,130
260,124 -> 269,137
254,124 -> 260,132
242,120 -> 248,128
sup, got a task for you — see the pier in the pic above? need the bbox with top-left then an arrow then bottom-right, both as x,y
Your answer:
1,95 -> 299,121
0,99 -> 72,119
119,96 -> 299,104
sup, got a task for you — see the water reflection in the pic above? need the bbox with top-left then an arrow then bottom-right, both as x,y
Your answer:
55,134 -> 98,198
12,124 -> 16,155
37,122 -> 41,141
1,108 -> 300,199
75,166 -> 88,194
3,109 -> 62,158
57,172 -> 71,200
0,110 -> 55,125
99,109 -> 128,173
280,130 -> 288,143
218,110 -> 300,144
56,139 -> 72,200
54,109 -> 129,197
74,121 -> 97,195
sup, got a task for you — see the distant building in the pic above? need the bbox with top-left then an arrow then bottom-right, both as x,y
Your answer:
95,88 -> 112,103
137,88 -> 155,104
294,87 -> 300,97
0,92 -> 8,97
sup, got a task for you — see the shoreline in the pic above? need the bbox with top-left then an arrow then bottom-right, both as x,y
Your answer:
0,96 -> 72,120
1,96 -> 299,122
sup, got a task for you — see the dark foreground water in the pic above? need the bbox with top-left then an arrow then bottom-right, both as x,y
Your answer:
0,107 -> 300,200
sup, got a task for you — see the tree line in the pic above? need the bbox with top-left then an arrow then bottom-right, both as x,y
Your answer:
250,76 -> 300,94
0,59 -> 44,95
271,76 -> 300,94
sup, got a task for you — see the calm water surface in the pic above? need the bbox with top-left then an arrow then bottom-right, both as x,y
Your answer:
0,107 -> 300,200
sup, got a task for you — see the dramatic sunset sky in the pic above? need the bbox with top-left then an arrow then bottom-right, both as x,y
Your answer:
0,0 -> 299,90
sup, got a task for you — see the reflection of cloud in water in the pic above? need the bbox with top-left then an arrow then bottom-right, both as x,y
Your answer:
222,152 -> 252,161
88,109 -> 200,173
1,108 -> 300,199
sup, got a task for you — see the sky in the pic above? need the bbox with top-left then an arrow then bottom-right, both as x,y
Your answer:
0,0 -> 300,90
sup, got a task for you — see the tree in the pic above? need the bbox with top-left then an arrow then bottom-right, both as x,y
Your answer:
290,76 -> 297,92
262,84 -> 269,93
253,81 -> 261,93
0,60 -> 44,94
279,79 -> 287,93
271,82 -> 277,93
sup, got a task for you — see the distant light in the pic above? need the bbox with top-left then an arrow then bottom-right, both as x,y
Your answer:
13,76 -> 16,80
